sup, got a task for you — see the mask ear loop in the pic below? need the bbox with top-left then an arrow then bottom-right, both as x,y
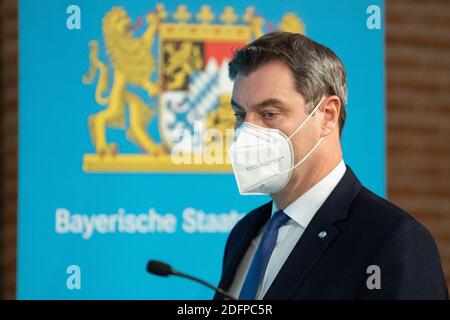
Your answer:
287,97 -> 326,140
283,137 -> 324,173
280,96 -> 326,174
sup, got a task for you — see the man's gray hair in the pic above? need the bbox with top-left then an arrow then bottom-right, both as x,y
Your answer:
229,31 -> 348,133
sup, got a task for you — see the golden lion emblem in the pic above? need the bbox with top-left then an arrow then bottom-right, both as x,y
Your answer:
83,7 -> 165,156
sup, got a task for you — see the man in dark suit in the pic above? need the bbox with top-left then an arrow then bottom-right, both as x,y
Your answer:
214,32 -> 448,300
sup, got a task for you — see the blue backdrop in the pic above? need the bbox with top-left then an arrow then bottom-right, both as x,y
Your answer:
18,0 -> 384,299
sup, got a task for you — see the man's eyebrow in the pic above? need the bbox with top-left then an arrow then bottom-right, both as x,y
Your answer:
231,98 -> 285,112
250,98 -> 285,111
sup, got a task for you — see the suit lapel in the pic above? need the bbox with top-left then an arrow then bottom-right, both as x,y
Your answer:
263,166 -> 362,300
262,220 -> 339,299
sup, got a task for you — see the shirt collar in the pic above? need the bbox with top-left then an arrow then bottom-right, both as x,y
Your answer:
271,159 -> 347,228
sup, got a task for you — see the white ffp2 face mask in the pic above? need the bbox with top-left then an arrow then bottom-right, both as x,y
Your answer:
229,97 -> 325,195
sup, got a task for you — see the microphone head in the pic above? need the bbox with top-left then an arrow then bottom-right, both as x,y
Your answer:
147,260 -> 173,277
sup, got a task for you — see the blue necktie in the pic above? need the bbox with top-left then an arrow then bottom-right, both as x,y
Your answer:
239,210 -> 290,300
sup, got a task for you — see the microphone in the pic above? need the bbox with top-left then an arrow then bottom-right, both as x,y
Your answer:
146,260 -> 236,300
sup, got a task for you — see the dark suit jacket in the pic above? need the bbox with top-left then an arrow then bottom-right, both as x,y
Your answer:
214,166 -> 448,300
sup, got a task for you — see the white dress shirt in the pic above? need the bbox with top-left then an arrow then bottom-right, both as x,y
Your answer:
228,160 -> 347,299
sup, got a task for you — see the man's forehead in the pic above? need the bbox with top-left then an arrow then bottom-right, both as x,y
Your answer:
231,81 -> 304,113
231,63 -> 298,104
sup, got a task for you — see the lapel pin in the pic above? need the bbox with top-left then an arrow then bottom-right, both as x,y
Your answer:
318,231 -> 327,239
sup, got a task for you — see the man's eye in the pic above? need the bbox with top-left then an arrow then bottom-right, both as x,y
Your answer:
261,112 -> 278,120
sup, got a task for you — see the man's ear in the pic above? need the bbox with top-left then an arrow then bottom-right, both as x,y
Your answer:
320,95 -> 341,137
